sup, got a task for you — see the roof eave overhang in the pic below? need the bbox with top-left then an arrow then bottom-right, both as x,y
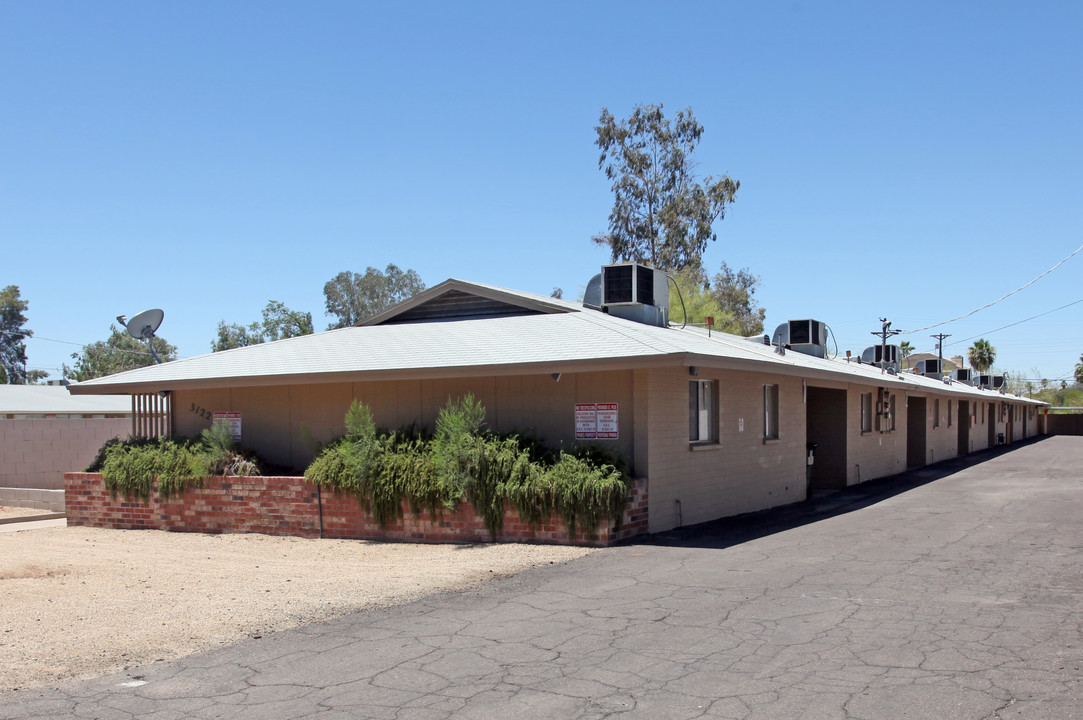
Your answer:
65,340 -> 1046,403
66,356 -> 676,394
69,351 -> 949,396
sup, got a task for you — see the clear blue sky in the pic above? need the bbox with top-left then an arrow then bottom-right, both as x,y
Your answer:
4,1 -> 1081,385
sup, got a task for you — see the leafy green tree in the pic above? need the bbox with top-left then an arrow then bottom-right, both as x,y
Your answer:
668,266 -> 726,327
1,285 -> 33,384
711,262 -> 765,336
211,300 -> 314,351
967,338 -> 996,373
592,103 -> 739,271
667,263 -> 765,335
323,264 -> 425,329
65,325 -> 178,381
259,300 -> 313,341
211,321 -> 262,352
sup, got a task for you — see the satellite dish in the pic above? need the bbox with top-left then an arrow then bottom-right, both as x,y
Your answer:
125,309 -> 164,341
118,308 -> 165,363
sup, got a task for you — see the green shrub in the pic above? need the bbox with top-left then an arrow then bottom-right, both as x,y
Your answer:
85,436 -> 124,473
306,395 -> 632,539
100,437 -> 204,500
92,427 -> 262,501
199,422 -> 260,477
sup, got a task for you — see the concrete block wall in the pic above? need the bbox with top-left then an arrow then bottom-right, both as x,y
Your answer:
0,487 -> 65,512
1042,413 -> 1083,435
971,399 -> 996,453
960,400 -> 983,455
922,393 -> 962,467
646,366 -> 806,533
64,473 -> 648,547
0,417 -> 129,491
845,386 -> 907,485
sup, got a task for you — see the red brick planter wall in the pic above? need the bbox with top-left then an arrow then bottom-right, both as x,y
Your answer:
63,473 -> 649,547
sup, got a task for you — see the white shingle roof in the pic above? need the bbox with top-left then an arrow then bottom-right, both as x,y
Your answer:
67,279 -> 1043,405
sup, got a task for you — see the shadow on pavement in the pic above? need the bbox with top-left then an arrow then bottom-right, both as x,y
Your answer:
630,435 -> 1051,551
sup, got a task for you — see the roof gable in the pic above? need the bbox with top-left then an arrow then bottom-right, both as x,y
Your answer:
361,279 -> 577,326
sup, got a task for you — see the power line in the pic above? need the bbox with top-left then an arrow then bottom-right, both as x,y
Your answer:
900,242 -> 1083,334
0,330 -> 85,346
21,335 -> 86,347
3,329 -> 159,357
944,298 -> 1083,348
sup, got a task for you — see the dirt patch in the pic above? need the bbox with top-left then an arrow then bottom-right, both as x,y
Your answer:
0,564 -> 71,581
0,525 -> 592,693
0,507 -> 54,521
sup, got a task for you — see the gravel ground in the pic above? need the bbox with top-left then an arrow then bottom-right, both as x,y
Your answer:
0,507 -> 54,520
0,525 -> 593,693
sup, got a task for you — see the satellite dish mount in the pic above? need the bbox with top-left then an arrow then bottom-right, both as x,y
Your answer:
117,309 -> 165,364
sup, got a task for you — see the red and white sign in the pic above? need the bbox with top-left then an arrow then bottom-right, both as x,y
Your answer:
595,403 -> 618,439
575,403 -> 618,440
575,404 -> 597,439
212,411 -> 242,442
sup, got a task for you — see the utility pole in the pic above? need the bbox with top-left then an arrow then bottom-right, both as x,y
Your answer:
871,318 -> 900,373
930,332 -> 951,378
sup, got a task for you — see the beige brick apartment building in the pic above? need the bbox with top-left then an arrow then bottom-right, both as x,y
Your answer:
67,265 -> 1043,534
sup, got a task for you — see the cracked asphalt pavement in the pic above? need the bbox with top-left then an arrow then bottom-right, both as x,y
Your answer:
3,435 -> 1080,719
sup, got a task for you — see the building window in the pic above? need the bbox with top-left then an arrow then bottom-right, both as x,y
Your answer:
934,399 -> 940,428
689,380 -> 718,444
764,384 -> 779,440
861,393 -> 872,433
948,400 -> 953,427
981,403 -> 985,424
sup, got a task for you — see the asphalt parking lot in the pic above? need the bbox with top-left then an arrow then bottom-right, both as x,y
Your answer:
2,435 -> 1080,720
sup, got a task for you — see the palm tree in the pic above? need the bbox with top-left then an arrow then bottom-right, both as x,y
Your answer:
967,339 -> 996,374
899,341 -> 914,358
1074,353 -> 1083,385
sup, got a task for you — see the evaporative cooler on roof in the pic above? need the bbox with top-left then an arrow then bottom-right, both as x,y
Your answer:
860,345 -> 900,373
601,263 -> 658,306
771,319 -> 828,358
593,263 -> 670,328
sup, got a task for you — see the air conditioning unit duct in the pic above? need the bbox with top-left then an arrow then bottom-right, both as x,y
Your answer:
583,273 -> 602,310
772,319 -> 828,358
952,368 -> 973,384
977,374 -> 1006,391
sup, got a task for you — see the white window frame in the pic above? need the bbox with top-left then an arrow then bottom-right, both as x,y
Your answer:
860,392 -> 872,434
689,379 -> 718,444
